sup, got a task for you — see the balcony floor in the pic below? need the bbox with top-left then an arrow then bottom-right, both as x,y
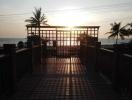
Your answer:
1,57 -> 127,100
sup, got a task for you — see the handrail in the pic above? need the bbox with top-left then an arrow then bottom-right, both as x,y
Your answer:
0,54 -> 6,58
100,48 -> 114,53
16,48 -> 30,53
123,53 -> 132,58
26,25 -> 100,28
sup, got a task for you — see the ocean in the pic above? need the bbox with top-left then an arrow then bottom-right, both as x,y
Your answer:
0,38 -> 131,47
98,38 -> 131,45
0,38 -> 27,47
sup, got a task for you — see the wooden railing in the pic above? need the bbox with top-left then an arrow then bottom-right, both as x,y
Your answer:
0,44 -> 42,96
97,48 -> 115,80
1,42 -> 132,96
79,43 -> 132,95
26,25 -> 100,57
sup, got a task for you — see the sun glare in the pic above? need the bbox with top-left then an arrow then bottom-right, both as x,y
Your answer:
50,10 -> 93,27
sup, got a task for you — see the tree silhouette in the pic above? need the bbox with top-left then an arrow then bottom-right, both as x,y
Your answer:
106,22 -> 129,44
25,7 -> 47,26
126,23 -> 132,36
25,7 -> 48,37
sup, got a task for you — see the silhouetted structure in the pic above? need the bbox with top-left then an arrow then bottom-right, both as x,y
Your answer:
17,41 -> 24,49
0,25 -> 132,100
26,25 -> 99,57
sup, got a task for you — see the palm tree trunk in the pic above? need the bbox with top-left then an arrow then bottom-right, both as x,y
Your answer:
38,23 -> 41,45
116,34 -> 118,45
39,27 -> 40,38
38,26 -> 41,44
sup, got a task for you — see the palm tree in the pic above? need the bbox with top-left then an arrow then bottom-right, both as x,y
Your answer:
25,7 -> 48,37
106,22 -> 128,44
126,23 -> 132,36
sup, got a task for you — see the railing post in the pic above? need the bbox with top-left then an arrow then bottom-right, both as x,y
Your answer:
95,42 -> 101,72
41,43 -> 47,67
27,44 -> 33,73
38,45 -> 41,64
42,43 -> 47,58
3,44 -> 16,94
112,44 -> 120,92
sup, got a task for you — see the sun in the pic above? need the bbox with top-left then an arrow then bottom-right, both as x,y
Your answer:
50,10 -> 93,27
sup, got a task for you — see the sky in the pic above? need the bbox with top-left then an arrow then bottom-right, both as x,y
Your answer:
0,0 -> 132,38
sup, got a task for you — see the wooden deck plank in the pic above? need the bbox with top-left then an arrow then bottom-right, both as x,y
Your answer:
1,57 -> 125,100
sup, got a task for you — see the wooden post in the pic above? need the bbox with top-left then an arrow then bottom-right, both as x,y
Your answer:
112,44 -> 120,92
29,45 -> 33,73
95,42 -> 101,72
38,45 -> 41,64
3,44 -> 16,94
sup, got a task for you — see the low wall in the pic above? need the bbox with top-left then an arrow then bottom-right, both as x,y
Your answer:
97,48 -> 115,80
80,43 -> 132,95
97,48 -> 132,94
0,55 -> 10,95
16,48 -> 31,81
86,45 -> 96,66
32,45 -> 41,67
0,44 -> 42,96
116,54 -> 132,94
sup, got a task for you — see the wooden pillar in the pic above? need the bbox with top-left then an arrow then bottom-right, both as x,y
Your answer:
29,45 -> 33,73
95,42 -> 101,72
3,44 -> 16,94
112,44 -> 121,92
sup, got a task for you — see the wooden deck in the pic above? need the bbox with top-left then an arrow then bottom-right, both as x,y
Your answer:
1,57 -> 126,100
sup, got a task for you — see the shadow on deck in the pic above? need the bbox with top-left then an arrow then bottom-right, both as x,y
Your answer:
1,57 -> 123,100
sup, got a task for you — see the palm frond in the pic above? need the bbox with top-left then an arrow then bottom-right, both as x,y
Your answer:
111,22 -> 120,32
25,7 -> 47,26
40,14 -> 46,22
127,23 -> 132,27
120,28 -> 129,36
119,34 -> 125,40
33,7 -> 41,20
108,32 -> 117,39
105,32 -> 113,34
106,22 -> 132,44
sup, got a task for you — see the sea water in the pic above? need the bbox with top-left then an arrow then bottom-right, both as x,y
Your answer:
0,38 -> 131,47
0,38 -> 27,47
98,38 -> 131,45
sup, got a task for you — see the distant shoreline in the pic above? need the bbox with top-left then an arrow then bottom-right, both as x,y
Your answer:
0,38 -> 131,47
0,38 -> 27,47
